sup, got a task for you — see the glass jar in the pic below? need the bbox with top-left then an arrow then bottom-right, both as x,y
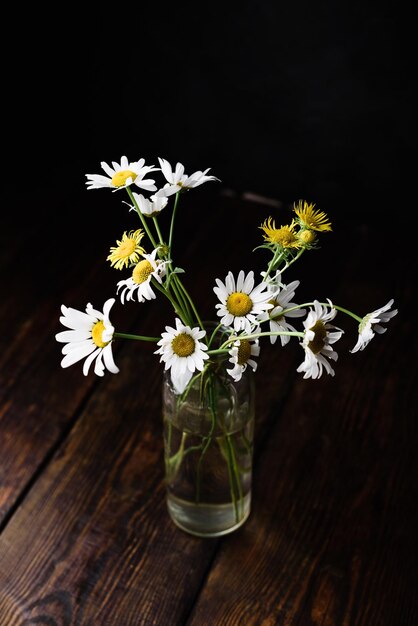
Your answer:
162,346 -> 255,537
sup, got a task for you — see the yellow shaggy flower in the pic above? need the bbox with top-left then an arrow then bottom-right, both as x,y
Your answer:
107,229 -> 145,270
293,200 -> 332,232
259,218 -> 302,249
297,229 -> 316,244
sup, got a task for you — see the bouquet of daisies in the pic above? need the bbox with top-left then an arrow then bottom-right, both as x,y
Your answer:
55,156 -> 397,395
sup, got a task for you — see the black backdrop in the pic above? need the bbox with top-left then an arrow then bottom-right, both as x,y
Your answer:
3,2 -> 415,221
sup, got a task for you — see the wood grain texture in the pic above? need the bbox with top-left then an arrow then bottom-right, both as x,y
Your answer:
0,188 -> 213,525
0,262 -> 305,623
0,194 -> 416,625
187,221 -> 418,626
0,335 -> 214,625
0,248 -> 142,525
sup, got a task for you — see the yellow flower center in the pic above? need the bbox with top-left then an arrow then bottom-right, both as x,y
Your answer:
226,292 -> 253,317
111,169 -> 138,187
273,227 -> 297,246
298,229 -> 316,244
132,260 -> 153,284
260,218 -> 301,249
91,320 -> 110,348
237,340 -> 251,365
307,320 -> 327,354
172,333 -> 195,357
118,238 -> 137,258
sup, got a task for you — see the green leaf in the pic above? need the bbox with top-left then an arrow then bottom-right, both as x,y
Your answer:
165,266 -> 186,288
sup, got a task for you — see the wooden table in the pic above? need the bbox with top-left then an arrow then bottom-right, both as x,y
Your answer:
0,186 -> 416,625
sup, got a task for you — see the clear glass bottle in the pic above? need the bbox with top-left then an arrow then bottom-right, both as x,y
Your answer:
162,347 -> 255,538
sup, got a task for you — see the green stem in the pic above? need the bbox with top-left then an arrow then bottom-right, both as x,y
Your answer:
174,275 -> 205,331
166,439 -> 211,480
224,435 -> 240,522
265,249 -> 284,278
152,216 -> 165,245
227,434 -> 244,520
280,247 -> 305,273
114,332 -> 160,342
168,191 -> 180,253
218,330 -> 304,351
126,186 -> 158,249
324,303 -> 363,322
208,322 -> 225,347
195,375 -> 217,504
207,348 -> 230,357
170,276 -> 193,325
280,302 -> 362,323
176,367 -> 209,411
151,277 -> 189,324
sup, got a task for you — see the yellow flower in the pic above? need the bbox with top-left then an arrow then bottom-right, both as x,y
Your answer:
107,229 -> 145,270
259,218 -> 302,249
293,200 -> 332,232
297,229 -> 316,245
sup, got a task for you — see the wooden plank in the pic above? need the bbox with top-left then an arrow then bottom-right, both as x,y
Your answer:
0,240 -> 145,524
0,297 -> 312,624
186,223 -> 417,625
0,188 -> 215,525
0,188 -> 247,525
0,333 -> 214,625
0,194 -> 313,623
2,196 -> 407,623
188,330 -> 417,625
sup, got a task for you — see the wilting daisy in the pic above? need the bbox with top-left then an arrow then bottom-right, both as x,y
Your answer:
155,318 -> 209,394
227,338 -> 260,382
117,248 -> 167,303
293,200 -> 332,232
132,192 -> 168,217
214,270 -> 273,333
258,271 -> 306,346
297,300 -> 343,379
55,298 -> 119,377
107,229 -> 145,270
157,158 -> 220,196
85,156 -> 159,192
351,299 -> 397,353
259,218 -> 302,250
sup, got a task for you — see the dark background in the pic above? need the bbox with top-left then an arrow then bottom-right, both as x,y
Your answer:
3,3 -> 415,223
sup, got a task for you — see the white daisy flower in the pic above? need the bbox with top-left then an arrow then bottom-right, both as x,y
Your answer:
259,271 -> 306,346
117,248 -> 167,304
55,298 -> 119,377
157,158 -> 220,197
131,191 -> 169,217
155,318 -> 209,394
227,338 -> 260,382
297,300 -> 343,379
351,299 -> 397,353
85,156 -> 159,192
214,270 -> 273,333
